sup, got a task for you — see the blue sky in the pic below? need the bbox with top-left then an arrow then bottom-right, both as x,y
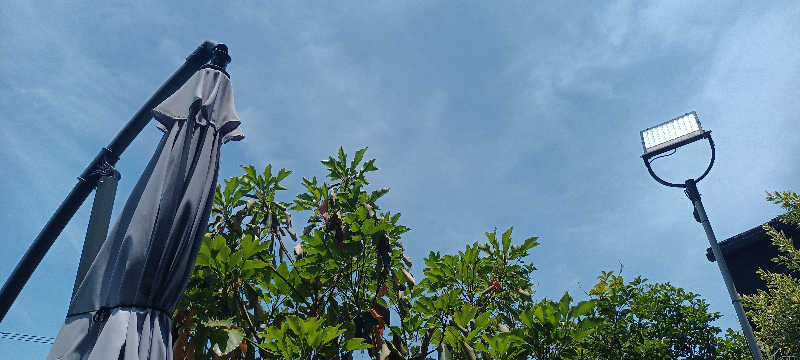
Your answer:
1,1 -> 799,358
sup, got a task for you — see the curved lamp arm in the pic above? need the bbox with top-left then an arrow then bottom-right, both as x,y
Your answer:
642,132 -> 715,188
695,134 -> 715,182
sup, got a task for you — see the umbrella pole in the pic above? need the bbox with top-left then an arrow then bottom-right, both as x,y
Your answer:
0,40 -> 223,323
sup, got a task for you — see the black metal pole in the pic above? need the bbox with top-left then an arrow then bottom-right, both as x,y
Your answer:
0,40 -> 221,323
684,179 -> 763,359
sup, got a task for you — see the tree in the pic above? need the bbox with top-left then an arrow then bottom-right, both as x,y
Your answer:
742,191 -> 800,358
386,226 -> 600,360
174,148 -> 403,359
173,148 -> 749,359
716,329 -> 750,360
508,293 -> 598,359
404,228 -> 541,359
584,271 -> 749,359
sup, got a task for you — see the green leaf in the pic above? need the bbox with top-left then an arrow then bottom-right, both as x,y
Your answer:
321,157 -> 337,173
362,219 -> 376,235
502,227 -> 513,254
519,310 -> 535,328
474,311 -> 491,331
208,235 -> 231,272
356,205 -> 368,221
485,231 -> 498,253
264,164 -> 273,184
352,147 -> 367,170
228,251 -> 244,269
362,159 -> 378,173
321,326 -> 345,345
338,147 -> 347,165
454,304 -> 477,329
574,318 -> 600,341
276,168 -> 292,183
300,317 -> 321,336
242,165 -> 257,182
369,188 -> 390,203
533,306 -> 546,323
211,327 -> 244,356
243,259 -> 267,272
285,316 -> 303,336
223,178 -> 237,199
570,300 -> 596,318
521,236 -> 540,252
238,234 -> 264,259
305,324 -> 323,348
196,240 -> 212,267
558,292 -> 572,316
344,337 -> 372,351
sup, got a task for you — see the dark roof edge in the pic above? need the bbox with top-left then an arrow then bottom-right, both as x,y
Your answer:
706,216 -> 782,262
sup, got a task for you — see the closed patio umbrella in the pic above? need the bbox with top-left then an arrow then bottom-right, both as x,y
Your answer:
47,62 -> 243,359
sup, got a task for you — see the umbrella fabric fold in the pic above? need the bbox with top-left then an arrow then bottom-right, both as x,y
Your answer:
48,68 -> 243,360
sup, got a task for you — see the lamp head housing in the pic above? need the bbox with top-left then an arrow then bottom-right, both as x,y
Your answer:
641,111 -> 709,159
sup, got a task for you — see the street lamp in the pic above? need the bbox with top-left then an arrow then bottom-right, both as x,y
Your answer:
640,111 -> 763,359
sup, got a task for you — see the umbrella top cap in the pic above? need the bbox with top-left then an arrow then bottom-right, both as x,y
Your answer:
198,43 -> 231,78
211,44 -> 231,69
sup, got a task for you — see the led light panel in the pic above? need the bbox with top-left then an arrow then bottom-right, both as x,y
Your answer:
641,112 -> 704,155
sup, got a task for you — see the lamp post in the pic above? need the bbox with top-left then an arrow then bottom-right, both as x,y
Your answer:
640,112 -> 762,359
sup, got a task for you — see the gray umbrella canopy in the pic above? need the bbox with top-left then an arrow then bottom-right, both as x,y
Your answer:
48,68 -> 243,360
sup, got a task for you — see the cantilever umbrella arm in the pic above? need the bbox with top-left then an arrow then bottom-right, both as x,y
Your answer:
0,40 -> 224,323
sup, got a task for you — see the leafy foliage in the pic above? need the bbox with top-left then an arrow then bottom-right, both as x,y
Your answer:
175,148 -> 411,359
742,191 -> 800,358
259,316 -> 368,358
508,293 -> 598,359
401,228 -> 542,360
716,329 -> 750,360
585,271 -> 745,359
174,148 -> 750,359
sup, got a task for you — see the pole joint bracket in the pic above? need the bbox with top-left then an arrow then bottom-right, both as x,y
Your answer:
77,147 -> 120,186
684,179 -> 701,201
